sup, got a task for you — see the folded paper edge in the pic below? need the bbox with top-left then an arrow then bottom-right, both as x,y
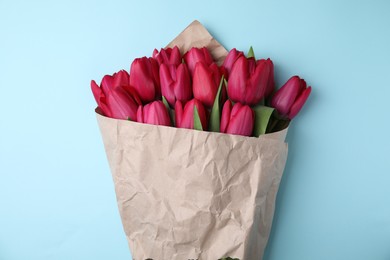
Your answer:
166,20 -> 228,65
95,109 -> 288,142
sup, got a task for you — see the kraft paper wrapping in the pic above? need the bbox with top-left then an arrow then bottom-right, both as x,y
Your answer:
96,20 -> 289,259
166,20 -> 228,66
97,113 -> 288,260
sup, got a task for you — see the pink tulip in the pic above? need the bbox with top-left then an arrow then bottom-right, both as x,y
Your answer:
100,70 -> 130,94
153,46 -> 181,66
220,100 -> 254,136
91,75 -> 141,120
91,80 -> 112,117
183,47 -> 214,76
222,48 -> 244,78
129,57 -> 160,103
261,59 -> 275,98
175,99 -> 208,130
271,76 -> 311,119
228,56 -> 273,106
192,62 -> 222,108
160,63 -> 192,107
137,100 -> 171,126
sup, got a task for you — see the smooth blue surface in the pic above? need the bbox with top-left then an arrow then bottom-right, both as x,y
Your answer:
1,0 -> 390,259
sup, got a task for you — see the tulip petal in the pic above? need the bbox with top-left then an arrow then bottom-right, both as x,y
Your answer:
288,86 -> 311,119
193,62 -> 218,108
160,64 -> 176,106
114,70 -> 130,88
101,74 -> 115,94
184,47 -> 213,76
124,85 -> 142,106
137,106 -> 144,123
177,99 -> 208,130
201,47 -> 213,65
271,76 -> 302,116
227,105 -> 254,136
223,48 -> 244,78
152,49 -> 159,60
91,80 -> 112,117
228,56 -> 248,103
153,46 -> 181,66
154,100 -> 171,126
129,57 -> 157,103
230,102 -> 244,118
150,58 -> 161,98
174,100 -> 184,128
210,63 -> 222,88
170,46 -> 181,66
246,60 -> 269,105
91,80 -> 102,105
174,63 -> 192,103
107,87 -> 138,120
220,100 -> 232,133
138,101 -> 171,126
264,59 -> 275,97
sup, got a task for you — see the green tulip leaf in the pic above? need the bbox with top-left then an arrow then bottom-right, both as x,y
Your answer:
193,106 -> 203,131
162,96 -> 175,126
209,76 -> 225,132
162,96 -> 169,109
247,46 -> 255,59
253,105 -> 275,137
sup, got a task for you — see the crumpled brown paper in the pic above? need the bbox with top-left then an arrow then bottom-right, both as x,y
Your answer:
96,20 -> 288,260
166,20 -> 228,66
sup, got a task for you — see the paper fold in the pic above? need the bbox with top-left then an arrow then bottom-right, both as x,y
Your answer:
166,20 -> 228,65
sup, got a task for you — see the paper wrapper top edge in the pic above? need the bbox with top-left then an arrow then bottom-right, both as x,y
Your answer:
95,110 -> 288,143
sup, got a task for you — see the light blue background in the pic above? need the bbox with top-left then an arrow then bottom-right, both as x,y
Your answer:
1,0 -> 389,259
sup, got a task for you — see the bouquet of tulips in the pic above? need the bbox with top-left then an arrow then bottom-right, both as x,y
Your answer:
92,21 -> 311,260
92,46 -> 311,137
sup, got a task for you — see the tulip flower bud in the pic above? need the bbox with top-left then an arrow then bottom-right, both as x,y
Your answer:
222,48 -> 244,79
261,59 -> 275,98
220,100 -> 254,136
228,56 -> 274,106
106,87 -> 140,120
100,70 -> 130,94
271,76 -> 311,119
183,47 -> 214,76
192,62 -> 222,108
129,57 -> 161,103
175,99 -> 208,130
153,46 -> 181,66
91,80 -> 112,117
91,71 -> 141,120
160,63 -> 192,107
137,100 -> 171,126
